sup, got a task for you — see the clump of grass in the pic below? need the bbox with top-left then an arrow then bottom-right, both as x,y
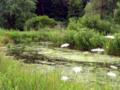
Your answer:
4,30 -> 64,45
105,33 -> 120,56
73,29 -> 104,51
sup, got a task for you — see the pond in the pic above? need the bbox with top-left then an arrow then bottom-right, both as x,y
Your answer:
7,44 -> 120,88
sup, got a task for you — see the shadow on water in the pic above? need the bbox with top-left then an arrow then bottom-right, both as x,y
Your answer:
7,44 -> 120,69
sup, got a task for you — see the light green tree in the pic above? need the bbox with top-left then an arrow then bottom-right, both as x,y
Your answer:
85,0 -> 116,18
114,0 -> 120,24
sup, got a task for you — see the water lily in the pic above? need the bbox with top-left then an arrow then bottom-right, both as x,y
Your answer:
105,35 -> 115,39
72,66 -> 82,74
91,48 -> 105,53
110,65 -> 118,69
61,76 -> 69,81
110,65 -> 118,70
107,71 -> 117,78
60,43 -> 70,48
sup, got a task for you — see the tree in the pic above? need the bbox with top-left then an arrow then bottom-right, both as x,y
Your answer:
114,0 -> 120,24
68,0 -> 87,18
0,0 -> 36,29
51,0 -> 68,20
85,0 -> 117,18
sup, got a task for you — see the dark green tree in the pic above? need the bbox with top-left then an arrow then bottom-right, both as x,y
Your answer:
0,0 -> 36,29
68,0 -> 86,18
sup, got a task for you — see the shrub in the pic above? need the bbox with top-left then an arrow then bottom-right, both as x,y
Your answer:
67,18 -> 83,31
67,15 -> 114,34
64,30 -> 77,48
105,33 -> 120,56
4,30 -> 65,45
24,16 -> 57,30
73,29 -> 104,51
7,31 -> 49,44
46,30 -> 65,46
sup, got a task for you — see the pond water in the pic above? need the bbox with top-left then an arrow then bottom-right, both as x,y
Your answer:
7,44 -> 120,88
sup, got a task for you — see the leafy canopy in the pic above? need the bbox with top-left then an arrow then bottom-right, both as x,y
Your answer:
0,0 -> 36,29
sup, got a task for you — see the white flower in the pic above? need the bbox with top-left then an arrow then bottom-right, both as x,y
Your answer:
105,35 -> 115,39
72,66 -> 82,74
110,65 -> 118,70
107,71 -> 117,78
60,43 -> 70,48
91,48 -> 105,53
61,76 -> 69,81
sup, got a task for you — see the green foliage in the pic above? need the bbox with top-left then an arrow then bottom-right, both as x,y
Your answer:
46,30 -> 64,46
68,0 -> 84,17
68,15 -> 115,34
0,0 -> 36,29
105,33 -> 120,56
85,0 -> 116,18
114,1 -> 120,24
0,28 -> 120,56
73,29 -> 104,51
0,29 -> 105,51
6,31 -> 49,44
24,16 -> 57,30
64,30 -> 77,48
3,30 -> 64,45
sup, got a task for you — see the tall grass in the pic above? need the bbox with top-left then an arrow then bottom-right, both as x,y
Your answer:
0,52 -> 115,90
0,28 -> 120,56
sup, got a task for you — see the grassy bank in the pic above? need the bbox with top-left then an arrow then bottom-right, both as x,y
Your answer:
0,28 -> 120,56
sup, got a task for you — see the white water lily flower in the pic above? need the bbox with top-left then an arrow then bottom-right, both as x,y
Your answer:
107,71 -> 117,78
91,48 -> 105,53
60,43 -> 70,48
72,66 -> 82,74
110,65 -> 118,70
61,76 -> 69,81
105,35 -> 115,39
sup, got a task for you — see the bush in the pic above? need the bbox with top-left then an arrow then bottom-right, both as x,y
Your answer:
67,15 -> 114,34
46,30 -> 65,46
6,31 -> 50,44
73,29 -> 105,51
105,33 -> 120,56
67,18 -> 83,31
24,16 -> 57,30
4,30 -> 64,45
64,30 -> 77,48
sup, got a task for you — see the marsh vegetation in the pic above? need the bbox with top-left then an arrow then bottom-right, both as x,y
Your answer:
0,0 -> 120,90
